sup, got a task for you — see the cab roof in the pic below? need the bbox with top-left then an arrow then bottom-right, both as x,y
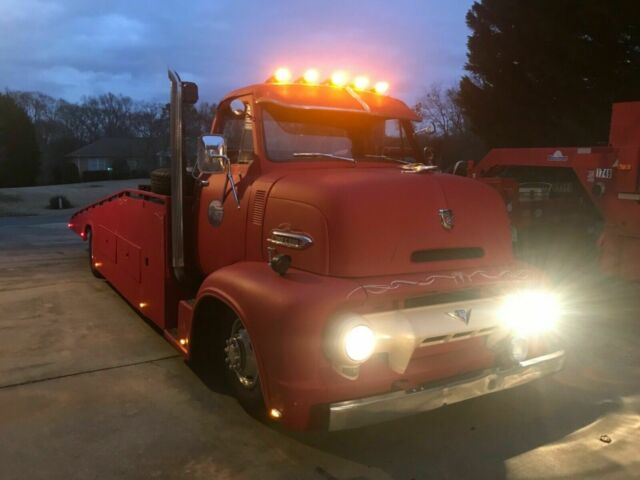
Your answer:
221,83 -> 420,121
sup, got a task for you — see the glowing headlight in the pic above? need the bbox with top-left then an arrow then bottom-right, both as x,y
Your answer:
344,325 -> 376,362
499,289 -> 561,336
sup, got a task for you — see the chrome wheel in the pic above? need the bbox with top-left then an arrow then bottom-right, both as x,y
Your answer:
224,318 -> 258,389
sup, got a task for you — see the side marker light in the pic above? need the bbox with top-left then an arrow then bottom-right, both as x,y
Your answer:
269,408 -> 282,419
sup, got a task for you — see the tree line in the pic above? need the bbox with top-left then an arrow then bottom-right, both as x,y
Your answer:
0,91 -> 215,187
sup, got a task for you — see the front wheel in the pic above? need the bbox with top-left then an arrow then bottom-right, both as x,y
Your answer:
224,317 -> 264,414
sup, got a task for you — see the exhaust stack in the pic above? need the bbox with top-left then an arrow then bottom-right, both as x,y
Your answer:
168,69 -> 198,283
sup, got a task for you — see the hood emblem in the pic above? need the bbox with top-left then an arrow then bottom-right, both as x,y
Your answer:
438,208 -> 455,230
447,309 -> 472,325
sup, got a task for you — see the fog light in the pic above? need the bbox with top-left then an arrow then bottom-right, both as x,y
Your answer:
510,337 -> 528,362
344,325 -> 375,362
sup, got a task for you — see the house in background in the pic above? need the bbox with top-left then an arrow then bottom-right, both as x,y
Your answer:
66,137 -> 165,179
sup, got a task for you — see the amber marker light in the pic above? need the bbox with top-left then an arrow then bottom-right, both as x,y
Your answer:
94,261 -> 103,268
179,338 -> 188,346
374,81 -> 390,95
273,67 -> 292,83
139,302 -> 148,309
353,75 -> 370,90
303,68 -> 320,84
330,70 -> 349,87
269,408 -> 282,419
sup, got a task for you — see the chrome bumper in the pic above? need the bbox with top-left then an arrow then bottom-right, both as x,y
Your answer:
328,350 -> 565,431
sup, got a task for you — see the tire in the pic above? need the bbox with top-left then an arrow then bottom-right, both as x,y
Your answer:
224,317 -> 265,415
150,168 -> 171,195
87,228 -> 104,279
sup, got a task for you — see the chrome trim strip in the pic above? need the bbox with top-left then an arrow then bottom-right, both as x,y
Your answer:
328,350 -> 565,431
266,229 -> 314,250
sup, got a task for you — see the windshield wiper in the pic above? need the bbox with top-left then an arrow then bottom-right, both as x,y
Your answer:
292,152 -> 355,162
364,154 -> 411,165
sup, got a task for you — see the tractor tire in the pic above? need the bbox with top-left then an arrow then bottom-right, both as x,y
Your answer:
150,168 -> 171,195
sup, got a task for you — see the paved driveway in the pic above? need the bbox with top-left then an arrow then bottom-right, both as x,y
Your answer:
1,215 -> 639,479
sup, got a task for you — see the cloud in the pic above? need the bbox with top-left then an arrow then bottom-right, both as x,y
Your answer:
0,0 -> 474,104
71,14 -> 148,49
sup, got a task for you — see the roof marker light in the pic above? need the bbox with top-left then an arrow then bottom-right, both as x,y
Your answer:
374,81 -> 389,95
353,76 -> 370,91
303,68 -> 320,84
273,67 -> 292,83
330,71 -> 349,87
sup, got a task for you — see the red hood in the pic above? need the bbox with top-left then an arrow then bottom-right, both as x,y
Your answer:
264,166 -> 514,278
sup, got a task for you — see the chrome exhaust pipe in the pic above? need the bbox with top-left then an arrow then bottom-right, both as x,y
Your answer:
168,69 -> 185,282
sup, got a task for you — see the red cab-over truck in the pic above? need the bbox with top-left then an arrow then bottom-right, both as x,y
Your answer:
69,69 -> 565,430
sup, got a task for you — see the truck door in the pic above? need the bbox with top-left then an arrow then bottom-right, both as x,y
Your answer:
197,96 -> 255,273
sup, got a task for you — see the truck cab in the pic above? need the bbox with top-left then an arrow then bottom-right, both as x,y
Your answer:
69,69 -> 565,430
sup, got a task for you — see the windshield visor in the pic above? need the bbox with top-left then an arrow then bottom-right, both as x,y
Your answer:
262,105 -> 417,163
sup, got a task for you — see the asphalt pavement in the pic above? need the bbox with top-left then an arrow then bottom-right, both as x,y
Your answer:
0,214 -> 639,479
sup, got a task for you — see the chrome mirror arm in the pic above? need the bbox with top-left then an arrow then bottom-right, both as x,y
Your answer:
222,158 -> 241,209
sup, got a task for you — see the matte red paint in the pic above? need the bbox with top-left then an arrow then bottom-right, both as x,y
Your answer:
70,83 -> 549,430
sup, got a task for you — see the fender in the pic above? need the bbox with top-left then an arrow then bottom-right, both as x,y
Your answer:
190,261 -> 367,426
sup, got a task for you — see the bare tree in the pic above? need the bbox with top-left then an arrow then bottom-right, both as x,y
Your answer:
415,84 -> 465,137
414,84 -> 486,170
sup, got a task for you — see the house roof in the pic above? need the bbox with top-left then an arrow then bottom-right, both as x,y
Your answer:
66,137 -> 154,158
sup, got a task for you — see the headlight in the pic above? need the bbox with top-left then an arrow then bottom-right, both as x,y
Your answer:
499,289 -> 561,337
344,325 -> 376,362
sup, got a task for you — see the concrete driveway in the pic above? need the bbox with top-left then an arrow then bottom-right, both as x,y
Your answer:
1,215 -> 639,479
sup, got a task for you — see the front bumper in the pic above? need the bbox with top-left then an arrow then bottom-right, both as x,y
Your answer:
328,349 -> 565,431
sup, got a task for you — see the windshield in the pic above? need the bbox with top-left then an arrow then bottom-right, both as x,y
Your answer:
262,105 -> 418,163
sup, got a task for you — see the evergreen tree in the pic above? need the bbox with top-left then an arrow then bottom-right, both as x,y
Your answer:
0,94 -> 41,186
459,0 -> 640,147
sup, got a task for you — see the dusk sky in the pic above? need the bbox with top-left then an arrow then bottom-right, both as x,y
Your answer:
0,0 -> 475,105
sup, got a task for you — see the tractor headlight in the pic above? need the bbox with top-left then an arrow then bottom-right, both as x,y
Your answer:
344,325 -> 376,362
499,289 -> 561,337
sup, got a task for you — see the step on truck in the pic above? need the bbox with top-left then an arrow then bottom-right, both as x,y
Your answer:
69,68 -> 565,430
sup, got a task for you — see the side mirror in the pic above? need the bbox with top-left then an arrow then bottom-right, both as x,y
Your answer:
196,135 -> 227,174
195,134 -> 241,218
